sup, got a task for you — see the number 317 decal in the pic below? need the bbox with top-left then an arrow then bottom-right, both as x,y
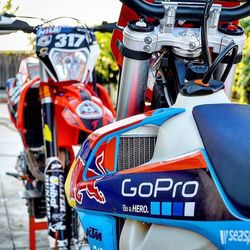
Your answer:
54,33 -> 86,48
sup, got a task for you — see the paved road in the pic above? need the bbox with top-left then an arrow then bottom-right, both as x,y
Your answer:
0,103 -> 48,249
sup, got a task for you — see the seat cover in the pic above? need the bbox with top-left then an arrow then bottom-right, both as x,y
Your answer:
193,104 -> 250,217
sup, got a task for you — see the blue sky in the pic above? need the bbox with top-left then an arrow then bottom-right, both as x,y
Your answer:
0,0 -> 122,50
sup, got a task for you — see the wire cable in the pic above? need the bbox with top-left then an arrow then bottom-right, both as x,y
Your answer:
201,0 -> 214,67
202,42 -> 238,84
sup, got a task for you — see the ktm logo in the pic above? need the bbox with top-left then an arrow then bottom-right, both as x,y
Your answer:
86,227 -> 102,241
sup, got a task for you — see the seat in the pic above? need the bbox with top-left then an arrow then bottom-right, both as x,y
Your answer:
193,104 -> 250,217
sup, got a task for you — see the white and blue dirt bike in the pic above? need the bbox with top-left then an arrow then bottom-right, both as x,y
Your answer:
66,0 -> 250,249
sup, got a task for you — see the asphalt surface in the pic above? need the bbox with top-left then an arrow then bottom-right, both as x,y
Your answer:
0,103 -> 49,249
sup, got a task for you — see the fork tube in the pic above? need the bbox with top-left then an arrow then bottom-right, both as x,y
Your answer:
40,75 -> 69,248
116,57 -> 150,120
116,20 -> 154,120
40,84 -> 57,157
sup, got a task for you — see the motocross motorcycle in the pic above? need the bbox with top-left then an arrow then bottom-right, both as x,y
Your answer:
66,0 -> 250,249
2,15 -> 115,249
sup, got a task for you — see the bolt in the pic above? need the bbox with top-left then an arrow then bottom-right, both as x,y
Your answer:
144,36 -> 152,44
135,20 -> 147,28
189,42 -> 196,49
178,20 -> 186,26
143,45 -> 151,53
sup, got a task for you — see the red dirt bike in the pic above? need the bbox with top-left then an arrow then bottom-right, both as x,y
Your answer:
2,15 -> 115,249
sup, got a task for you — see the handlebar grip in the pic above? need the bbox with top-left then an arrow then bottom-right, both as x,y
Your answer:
220,2 -> 250,21
0,19 -> 34,33
119,0 -> 250,21
93,22 -> 117,33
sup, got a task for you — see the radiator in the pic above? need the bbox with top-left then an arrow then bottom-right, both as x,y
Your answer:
118,136 -> 157,171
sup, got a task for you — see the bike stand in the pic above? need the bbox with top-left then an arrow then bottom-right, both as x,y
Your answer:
29,216 -> 48,250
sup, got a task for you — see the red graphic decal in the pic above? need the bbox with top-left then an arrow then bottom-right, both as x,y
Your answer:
95,151 -> 107,175
75,178 -> 106,204
91,119 -> 99,130
86,167 -> 100,178
73,187 -> 83,204
70,157 -> 84,200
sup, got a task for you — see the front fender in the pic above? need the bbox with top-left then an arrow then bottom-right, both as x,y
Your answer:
54,83 -> 115,147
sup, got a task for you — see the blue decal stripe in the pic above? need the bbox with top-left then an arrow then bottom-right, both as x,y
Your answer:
81,208 -> 250,250
114,136 -> 120,173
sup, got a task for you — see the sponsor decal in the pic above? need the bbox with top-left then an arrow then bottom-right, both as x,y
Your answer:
43,124 -> 52,142
49,221 -> 66,233
45,173 -> 66,219
74,178 -> 106,205
76,100 -> 102,120
52,213 -> 63,221
37,35 -> 52,47
37,27 -> 61,37
86,227 -> 102,241
47,174 -> 66,213
121,178 -> 199,198
45,174 -> 51,219
122,202 -> 195,217
39,47 -> 49,57
50,176 -> 59,209
150,201 -> 195,217
63,108 -> 79,127
45,159 -> 68,248
122,204 -> 149,214
120,178 -> 198,217
220,230 -> 250,246
91,119 -> 99,130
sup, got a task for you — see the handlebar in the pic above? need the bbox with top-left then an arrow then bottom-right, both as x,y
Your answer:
0,15 -> 116,34
0,17 -> 35,33
119,0 -> 250,21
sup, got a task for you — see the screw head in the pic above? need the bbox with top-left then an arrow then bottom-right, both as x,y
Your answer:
143,45 -> 151,53
144,36 -> 152,44
189,42 -> 196,49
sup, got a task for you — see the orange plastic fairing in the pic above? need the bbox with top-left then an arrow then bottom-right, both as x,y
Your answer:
120,150 -> 207,175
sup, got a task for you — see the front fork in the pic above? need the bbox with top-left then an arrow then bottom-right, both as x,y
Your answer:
40,83 -> 70,249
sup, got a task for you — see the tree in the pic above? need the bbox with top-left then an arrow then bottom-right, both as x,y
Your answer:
233,18 -> 250,103
95,31 -> 119,85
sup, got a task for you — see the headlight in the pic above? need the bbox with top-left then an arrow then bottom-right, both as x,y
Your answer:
49,49 -> 87,81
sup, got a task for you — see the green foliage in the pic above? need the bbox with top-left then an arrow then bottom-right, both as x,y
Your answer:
233,18 -> 250,103
0,0 -> 18,13
95,32 -> 119,85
